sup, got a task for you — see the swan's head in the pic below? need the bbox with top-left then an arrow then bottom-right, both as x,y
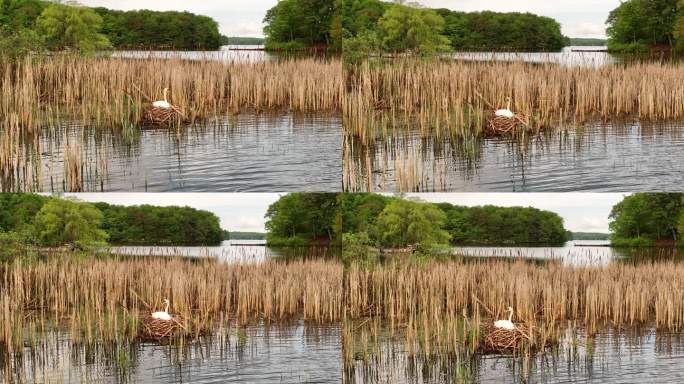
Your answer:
164,298 -> 170,305
507,306 -> 513,312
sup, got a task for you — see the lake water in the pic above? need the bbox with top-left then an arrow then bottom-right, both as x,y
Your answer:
112,45 -> 273,63
345,120 -> 684,192
450,46 -> 616,67
10,112 -> 342,192
450,240 -> 684,267
108,240 -> 273,263
111,45 -> 330,63
346,325 -> 684,383
4,322 -> 342,384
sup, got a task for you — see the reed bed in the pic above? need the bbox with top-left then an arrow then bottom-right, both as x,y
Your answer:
345,60 -> 684,143
346,259 -> 684,332
0,56 -> 343,132
0,256 -> 343,353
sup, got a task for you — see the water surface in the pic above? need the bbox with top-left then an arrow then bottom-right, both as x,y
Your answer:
6,322 -> 342,384
346,326 -> 684,384
449,46 -> 616,67
346,121 -> 684,192
21,113 -> 342,192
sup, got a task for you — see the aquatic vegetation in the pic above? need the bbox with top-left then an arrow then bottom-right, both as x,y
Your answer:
345,258 -> 684,332
0,256 -> 344,354
345,59 -> 684,144
0,56 -> 343,132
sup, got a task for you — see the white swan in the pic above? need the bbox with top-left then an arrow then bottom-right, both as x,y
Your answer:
494,306 -> 515,330
495,97 -> 514,119
152,88 -> 171,109
152,299 -> 172,321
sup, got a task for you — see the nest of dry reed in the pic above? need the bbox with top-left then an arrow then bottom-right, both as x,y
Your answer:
481,323 -> 534,353
487,113 -> 530,136
142,105 -> 186,126
139,314 -> 188,341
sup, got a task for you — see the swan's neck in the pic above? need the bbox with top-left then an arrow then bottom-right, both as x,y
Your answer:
163,89 -> 168,103
164,301 -> 169,313
506,99 -> 511,110
508,309 -> 513,322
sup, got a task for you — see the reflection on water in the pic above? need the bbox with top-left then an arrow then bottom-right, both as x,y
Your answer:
106,242 -> 341,264
112,45 -> 273,63
19,112 -> 341,192
346,120 -> 684,192
4,322 -> 341,384
112,45 -> 332,64
107,240 -> 272,263
450,46 -> 616,67
346,325 -> 684,384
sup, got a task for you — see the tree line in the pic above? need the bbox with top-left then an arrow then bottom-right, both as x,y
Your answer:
609,193 -> 683,246
263,0 -> 342,50
265,193 -> 568,248
606,0 -> 684,53
0,0 -> 221,58
341,0 -> 566,60
0,194 -> 223,252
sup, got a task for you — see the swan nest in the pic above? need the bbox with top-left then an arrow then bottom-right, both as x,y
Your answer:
142,105 -> 185,126
487,112 -> 530,136
482,322 -> 535,353
139,314 -> 187,341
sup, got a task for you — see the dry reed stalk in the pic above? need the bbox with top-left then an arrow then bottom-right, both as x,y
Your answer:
0,56 -> 343,131
0,257 -> 344,349
345,259 -> 684,332
345,59 -> 684,143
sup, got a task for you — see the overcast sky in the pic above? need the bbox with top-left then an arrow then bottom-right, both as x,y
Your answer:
67,193 -> 626,234
67,193 -> 282,232
409,193 -> 628,233
79,0 -> 618,38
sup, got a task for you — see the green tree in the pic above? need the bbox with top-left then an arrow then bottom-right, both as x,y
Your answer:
377,4 -> 451,55
374,198 -> 450,248
609,193 -> 682,245
606,0 -> 679,52
33,198 -> 108,248
265,193 -> 340,245
263,0 -> 338,50
36,2 -> 112,54
675,0 -> 684,52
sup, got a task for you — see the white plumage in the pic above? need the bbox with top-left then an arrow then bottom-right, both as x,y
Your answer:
152,299 -> 172,321
495,97 -> 514,118
494,307 -> 515,330
152,88 -> 171,109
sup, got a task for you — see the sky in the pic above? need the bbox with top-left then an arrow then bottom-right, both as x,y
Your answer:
67,193 -> 627,234
79,0 -> 619,39
67,193 -> 283,233
408,193 -> 628,233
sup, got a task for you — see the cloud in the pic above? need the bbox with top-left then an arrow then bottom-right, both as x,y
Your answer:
80,0 -> 277,36
408,193 -> 628,232
66,193 -> 283,232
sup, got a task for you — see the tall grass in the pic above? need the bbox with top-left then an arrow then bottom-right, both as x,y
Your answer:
345,60 -> 684,143
0,56 -> 343,132
0,256 -> 343,353
346,259 -> 684,332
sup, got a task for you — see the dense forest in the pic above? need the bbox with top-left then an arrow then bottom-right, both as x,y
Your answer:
606,0 -> 684,53
341,0 -> 566,57
265,193 -> 340,246
0,194 -> 223,249
339,194 -> 567,247
263,0 -> 342,50
93,203 -> 223,246
0,0 -> 221,55
223,231 -> 267,240
221,36 -> 265,46
609,193 -> 683,246
569,38 -> 607,46
568,232 -> 611,240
